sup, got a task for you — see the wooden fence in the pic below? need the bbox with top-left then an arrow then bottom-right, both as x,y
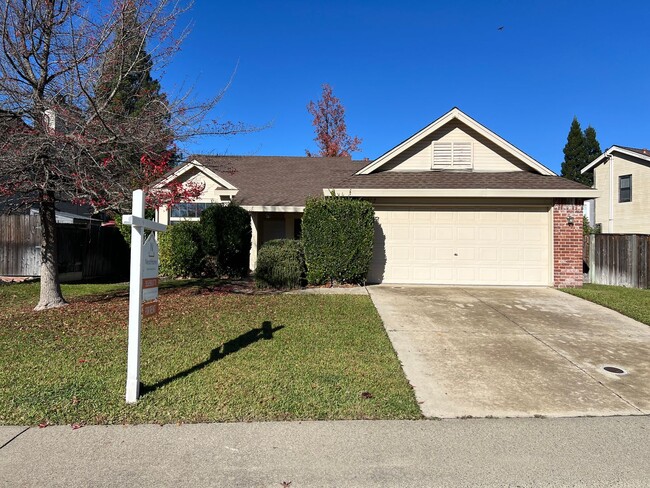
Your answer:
0,214 -> 129,280
584,234 -> 650,288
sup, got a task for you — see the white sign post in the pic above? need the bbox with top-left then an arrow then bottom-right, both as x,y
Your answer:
123,189 -> 167,404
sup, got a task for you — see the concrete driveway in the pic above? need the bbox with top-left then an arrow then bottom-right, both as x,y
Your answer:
368,286 -> 650,418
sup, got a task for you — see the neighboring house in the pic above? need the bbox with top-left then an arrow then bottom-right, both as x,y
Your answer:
155,108 -> 595,287
581,145 -> 650,234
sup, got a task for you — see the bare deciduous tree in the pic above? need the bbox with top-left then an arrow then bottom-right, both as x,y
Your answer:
0,0 -> 251,310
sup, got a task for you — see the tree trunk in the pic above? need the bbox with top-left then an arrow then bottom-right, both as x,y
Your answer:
35,191 -> 67,310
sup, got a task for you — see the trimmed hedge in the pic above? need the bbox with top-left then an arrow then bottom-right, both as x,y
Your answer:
200,203 -> 252,278
302,197 -> 375,285
255,239 -> 306,289
159,221 -> 204,278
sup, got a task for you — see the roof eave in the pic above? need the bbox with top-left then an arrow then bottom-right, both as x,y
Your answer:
581,145 -> 650,174
151,159 -> 238,191
324,188 -> 598,199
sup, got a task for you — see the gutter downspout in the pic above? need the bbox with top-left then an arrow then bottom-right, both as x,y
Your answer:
608,154 -> 614,233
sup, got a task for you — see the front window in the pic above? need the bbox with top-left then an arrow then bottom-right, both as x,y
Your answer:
619,175 -> 632,203
171,202 -> 213,219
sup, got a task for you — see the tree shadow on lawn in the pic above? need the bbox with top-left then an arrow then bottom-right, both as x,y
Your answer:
140,320 -> 284,396
78,278 -> 229,303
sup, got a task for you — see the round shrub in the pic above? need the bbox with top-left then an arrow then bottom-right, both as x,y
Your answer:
302,197 -> 375,285
255,239 -> 306,289
159,221 -> 204,278
200,203 -> 252,278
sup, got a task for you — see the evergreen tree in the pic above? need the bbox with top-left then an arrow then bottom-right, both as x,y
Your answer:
561,117 -> 600,186
583,126 -> 602,186
94,2 -> 173,164
96,5 -> 165,120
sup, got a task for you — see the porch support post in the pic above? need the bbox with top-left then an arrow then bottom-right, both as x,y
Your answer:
284,213 -> 294,239
250,212 -> 259,271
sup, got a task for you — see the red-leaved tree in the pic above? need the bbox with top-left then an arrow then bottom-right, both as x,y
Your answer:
0,0 -> 252,310
306,83 -> 361,158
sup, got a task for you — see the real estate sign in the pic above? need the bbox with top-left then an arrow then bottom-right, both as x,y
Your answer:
123,190 -> 166,404
142,235 -> 159,307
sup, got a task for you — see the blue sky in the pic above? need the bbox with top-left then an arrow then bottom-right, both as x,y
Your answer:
163,1 -> 650,174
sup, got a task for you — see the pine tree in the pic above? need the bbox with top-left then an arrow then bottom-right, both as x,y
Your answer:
583,126 -> 602,186
96,5 -> 166,121
561,117 -> 591,186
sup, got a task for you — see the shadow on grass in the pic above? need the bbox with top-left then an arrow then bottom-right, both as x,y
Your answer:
79,278 -> 227,303
140,321 -> 284,396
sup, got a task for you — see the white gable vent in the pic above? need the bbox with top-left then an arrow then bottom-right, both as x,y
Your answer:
432,142 -> 473,170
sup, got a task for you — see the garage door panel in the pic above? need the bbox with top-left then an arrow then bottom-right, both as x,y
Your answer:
413,226 -> 432,241
434,227 -> 454,240
370,206 -> 550,286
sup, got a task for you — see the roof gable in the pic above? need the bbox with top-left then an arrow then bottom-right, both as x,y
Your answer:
153,159 -> 238,191
356,108 -> 555,176
582,145 -> 650,173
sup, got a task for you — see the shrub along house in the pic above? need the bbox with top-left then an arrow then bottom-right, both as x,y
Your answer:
154,108 -> 596,287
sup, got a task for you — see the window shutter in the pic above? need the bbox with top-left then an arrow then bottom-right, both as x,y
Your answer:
432,142 -> 452,168
453,142 -> 472,168
432,141 -> 473,169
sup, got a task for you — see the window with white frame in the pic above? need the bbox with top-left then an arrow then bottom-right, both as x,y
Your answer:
619,175 -> 632,203
170,202 -> 214,220
431,141 -> 473,170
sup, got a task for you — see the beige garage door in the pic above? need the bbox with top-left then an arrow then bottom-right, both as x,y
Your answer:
368,206 -> 551,286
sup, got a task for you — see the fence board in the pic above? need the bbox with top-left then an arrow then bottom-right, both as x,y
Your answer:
0,215 -> 41,275
0,215 -> 128,279
585,234 -> 650,289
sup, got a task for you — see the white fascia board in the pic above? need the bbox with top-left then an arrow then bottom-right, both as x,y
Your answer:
581,146 -> 650,174
241,205 -> 305,212
190,159 -> 238,190
356,109 -> 457,175
151,162 -> 195,189
356,108 -> 556,176
151,159 -> 238,191
325,188 -> 599,199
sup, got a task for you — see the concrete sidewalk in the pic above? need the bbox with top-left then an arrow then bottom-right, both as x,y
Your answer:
1,416 -> 649,487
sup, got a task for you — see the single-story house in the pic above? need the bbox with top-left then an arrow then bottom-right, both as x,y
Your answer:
155,108 -> 596,287
581,145 -> 650,234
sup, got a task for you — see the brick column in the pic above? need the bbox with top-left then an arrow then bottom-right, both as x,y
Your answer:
553,199 -> 584,287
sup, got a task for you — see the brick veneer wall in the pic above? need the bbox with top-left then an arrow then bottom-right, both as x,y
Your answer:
553,199 -> 584,287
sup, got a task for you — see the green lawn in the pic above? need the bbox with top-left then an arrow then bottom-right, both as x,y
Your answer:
0,280 -> 420,425
562,284 -> 650,326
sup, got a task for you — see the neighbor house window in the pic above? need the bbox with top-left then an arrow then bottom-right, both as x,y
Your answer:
171,202 -> 213,219
432,142 -> 473,170
619,175 -> 632,203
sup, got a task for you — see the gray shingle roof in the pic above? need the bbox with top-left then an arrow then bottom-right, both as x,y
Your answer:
188,155 -> 590,207
191,155 -> 366,207
334,171 -> 590,190
619,146 -> 650,157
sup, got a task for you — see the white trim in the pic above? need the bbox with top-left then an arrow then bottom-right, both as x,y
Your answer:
549,205 -> 555,286
152,159 -> 238,191
581,145 -> 650,174
356,108 -> 556,176
325,188 -> 598,198
241,205 -> 305,213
